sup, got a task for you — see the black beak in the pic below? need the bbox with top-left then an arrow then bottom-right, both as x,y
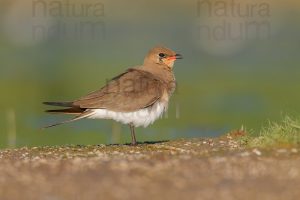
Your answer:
175,54 -> 183,59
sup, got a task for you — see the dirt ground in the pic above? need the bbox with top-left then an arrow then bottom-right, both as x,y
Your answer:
0,136 -> 300,200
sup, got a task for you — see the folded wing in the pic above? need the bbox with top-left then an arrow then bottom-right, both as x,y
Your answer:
73,68 -> 165,112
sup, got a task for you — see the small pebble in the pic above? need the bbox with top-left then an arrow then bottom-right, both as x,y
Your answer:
252,149 -> 262,156
291,148 -> 298,153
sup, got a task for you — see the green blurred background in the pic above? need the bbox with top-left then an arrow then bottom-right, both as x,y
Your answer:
0,0 -> 299,148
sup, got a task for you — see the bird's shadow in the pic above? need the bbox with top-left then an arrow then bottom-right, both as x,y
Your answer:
107,140 -> 169,147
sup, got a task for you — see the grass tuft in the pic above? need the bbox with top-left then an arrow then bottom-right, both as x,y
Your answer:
239,116 -> 300,148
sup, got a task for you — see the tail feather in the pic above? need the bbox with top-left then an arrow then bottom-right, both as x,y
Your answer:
43,101 -> 73,107
46,107 -> 85,114
42,110 -> 94,129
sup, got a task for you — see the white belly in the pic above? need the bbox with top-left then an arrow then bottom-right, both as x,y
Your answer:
88,102 -> 167,127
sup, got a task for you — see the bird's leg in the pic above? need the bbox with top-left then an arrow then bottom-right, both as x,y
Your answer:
129,123 -> 137,146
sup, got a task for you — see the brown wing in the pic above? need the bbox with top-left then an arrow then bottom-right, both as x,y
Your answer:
72,68 -> 165,112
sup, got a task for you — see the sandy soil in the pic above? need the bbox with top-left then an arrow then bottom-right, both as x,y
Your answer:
0,136 -> 300,200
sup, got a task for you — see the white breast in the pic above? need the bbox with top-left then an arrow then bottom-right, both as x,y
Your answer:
88,102 -> 167,127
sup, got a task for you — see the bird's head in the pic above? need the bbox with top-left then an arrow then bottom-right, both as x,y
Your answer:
144,46 -> 183,68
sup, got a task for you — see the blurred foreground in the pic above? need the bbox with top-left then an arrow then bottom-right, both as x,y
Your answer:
0,138 -> 299,200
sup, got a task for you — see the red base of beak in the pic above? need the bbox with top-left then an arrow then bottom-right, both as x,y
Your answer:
167,54 -> 183,60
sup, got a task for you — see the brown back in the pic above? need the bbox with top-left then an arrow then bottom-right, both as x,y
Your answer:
72,68 -> 169,112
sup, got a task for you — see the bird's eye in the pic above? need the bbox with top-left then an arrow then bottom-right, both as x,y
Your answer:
159,53 -> 166,58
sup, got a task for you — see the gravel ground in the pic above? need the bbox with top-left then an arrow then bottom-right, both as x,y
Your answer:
0,136 -> 300,200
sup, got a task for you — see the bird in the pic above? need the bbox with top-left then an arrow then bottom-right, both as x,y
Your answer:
43,46 -> 182,145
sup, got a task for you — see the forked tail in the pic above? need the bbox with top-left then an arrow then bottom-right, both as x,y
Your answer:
42,110 -> 94,129
42,101 -> 93,128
